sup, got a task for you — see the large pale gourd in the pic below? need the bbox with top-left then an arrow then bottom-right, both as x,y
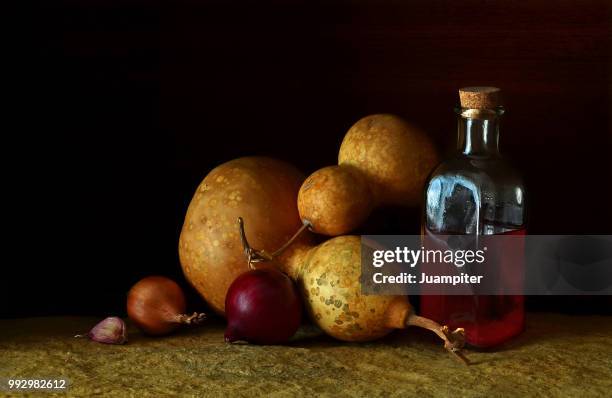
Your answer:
298,236 -> 399,341
297,235 -> 467,364
179,157 -> 307,315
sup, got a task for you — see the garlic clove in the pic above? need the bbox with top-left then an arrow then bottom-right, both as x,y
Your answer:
87,317 -> 128,344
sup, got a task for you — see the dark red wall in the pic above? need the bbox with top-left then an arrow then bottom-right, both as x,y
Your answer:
13,0 -> 611,317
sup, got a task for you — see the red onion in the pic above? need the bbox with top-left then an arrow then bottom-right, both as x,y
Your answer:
224,268 -> 302,345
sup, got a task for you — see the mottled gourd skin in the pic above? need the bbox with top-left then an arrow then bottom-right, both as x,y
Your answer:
299,236 -> 398,342
297,165 -> 373,236
179,157 -> 306,315
338,114 -> 440,207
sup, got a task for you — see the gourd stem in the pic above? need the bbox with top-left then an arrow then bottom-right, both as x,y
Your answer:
238,217 -> 309,269
238,217 -> 273,269
407,314 -> 470,365
271,220 -> 311,257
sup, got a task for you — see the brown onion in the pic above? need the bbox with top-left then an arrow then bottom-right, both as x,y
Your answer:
127,276 -> 206,336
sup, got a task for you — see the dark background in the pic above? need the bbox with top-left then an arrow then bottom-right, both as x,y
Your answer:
9,0 -> 611,318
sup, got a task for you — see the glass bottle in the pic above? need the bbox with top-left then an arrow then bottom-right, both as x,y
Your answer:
420,87 -> 526,348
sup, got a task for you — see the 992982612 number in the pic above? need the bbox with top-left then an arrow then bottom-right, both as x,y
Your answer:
2,378 -> 69,390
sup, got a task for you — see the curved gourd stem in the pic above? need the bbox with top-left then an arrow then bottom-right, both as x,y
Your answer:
271,220 -> 311,257
238,217 -> 310,269
385,298 -> 469,365
407,314 -> 469,365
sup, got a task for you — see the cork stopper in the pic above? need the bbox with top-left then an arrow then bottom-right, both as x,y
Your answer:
459,87 -> 501,109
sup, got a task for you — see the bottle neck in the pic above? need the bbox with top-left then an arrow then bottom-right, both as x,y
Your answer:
457,109 -> 502,157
